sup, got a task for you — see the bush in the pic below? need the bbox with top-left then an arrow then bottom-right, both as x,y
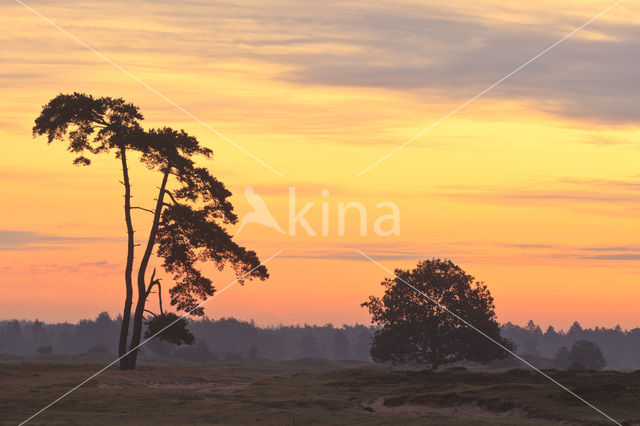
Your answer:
554,346 -> 570,370
568,340 -> 606,371
87,344 -> 110,354
36,345 -> 53,355
144,313 -> 194,346
173,341 -> 216,363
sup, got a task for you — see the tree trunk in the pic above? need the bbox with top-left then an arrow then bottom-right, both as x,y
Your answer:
118,148 -> 135,370
125,168 -> 171,369
430,339 -> 442,370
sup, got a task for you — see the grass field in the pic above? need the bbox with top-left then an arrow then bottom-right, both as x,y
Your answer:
1,358 -> 639,425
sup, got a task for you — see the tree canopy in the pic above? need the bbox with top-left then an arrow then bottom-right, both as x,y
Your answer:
569,340 -> 606,371
362,258 -> 512,369
33,92 -> 144,165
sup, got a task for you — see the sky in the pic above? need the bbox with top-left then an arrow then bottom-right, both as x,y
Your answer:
1,0 -> 640,329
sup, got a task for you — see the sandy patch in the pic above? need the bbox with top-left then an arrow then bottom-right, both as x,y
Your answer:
367,397 -> 532,420
146,380 -> 250,394
97,383 -> 122,389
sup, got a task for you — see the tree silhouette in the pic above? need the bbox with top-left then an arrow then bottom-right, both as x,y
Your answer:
31,319 -> 50,348
298,330 -> 319,358
554,346 -> 571,369
33,93 -> 142,365
331,329 -> 351,359
33,93 -> 269,369
568,321 -> 583,335
362,258 -> 511,369
1,320 -> 26,354
36,345 -> 53,355
352,329 -> 373,360
144,313 -> 194,346
569,340 -> 606,371
248,343 -> 260,359
522,339 -> 540,356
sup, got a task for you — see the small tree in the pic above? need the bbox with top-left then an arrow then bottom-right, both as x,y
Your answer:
352,329 -> 373,361
36,345 -> 53,355
33,93 -> 269,370
173,340 -> 213,363
298,330 -> 319,358
144,313 -> 194,346
248,343 -> 260,359
31,319 -> 49,348
87,344 -> 110,354
554,346 -> 571,369
362,258 -> 512,369
568,340 -> 606,371
522,339 -> 540,356
331,329 -> 351,359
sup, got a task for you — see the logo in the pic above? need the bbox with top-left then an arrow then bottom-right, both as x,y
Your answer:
236,187 -> 400,237
235,187 -> 285,236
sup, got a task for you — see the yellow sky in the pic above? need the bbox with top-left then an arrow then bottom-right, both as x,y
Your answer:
1,0 -> 639,329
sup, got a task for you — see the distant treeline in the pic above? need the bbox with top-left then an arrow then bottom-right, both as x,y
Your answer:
501,320 -> 640,370
0,313 -> 374,362
1,314 -> 639,369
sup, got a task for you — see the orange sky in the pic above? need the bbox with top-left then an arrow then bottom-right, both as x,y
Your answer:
1,0 -> 640,329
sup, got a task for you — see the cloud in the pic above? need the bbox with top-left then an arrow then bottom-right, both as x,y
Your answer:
503,243 -> 556,250
582,253 -> 640,261
560,177 -> 640,191
577,245 -> 640,253
438,177 -> 640,208
246,240 -> 480,264
237,183 -> 342,197
6,0 -> 637,125
445,189 -> 638,204
584,135 -> 632,146
1,260 -> 121,276
281,242 -> 640,266
241,237 -> 640,267
281,250 -> 417,262
502,242 -> 640,263
0,230 -> 119,251
571,245 -> 640,261
209,1 -> 640,124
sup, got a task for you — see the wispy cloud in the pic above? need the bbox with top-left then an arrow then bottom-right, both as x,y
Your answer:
501,242 -> 640,263
0,260 -> 120,276
245,239 -> 640,266
0,170 -> 113,188
0,230 -> 119,251
281,250 -> 417,262
438,177 -> 640,209
582,253 -> 640,261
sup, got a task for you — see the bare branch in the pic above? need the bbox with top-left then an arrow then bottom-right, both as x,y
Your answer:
163,189 -> 180,206
157,280 -> 164,315
145,267 -> 164,315
146,268 -> 157,294
131,206 -> 155,214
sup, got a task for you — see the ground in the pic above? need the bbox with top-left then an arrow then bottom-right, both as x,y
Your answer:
1,357 -> 639,425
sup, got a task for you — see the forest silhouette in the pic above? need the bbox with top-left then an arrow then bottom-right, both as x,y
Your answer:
2,316 -> 638,369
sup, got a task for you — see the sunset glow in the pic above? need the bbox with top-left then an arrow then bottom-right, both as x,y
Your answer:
2,0 -> 639,330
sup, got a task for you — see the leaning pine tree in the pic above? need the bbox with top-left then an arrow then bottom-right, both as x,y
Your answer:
33,93 -> 268,370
